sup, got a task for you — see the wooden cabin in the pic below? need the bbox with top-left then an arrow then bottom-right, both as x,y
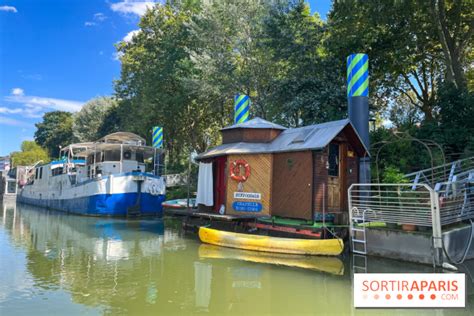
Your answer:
195,117 -> 369,224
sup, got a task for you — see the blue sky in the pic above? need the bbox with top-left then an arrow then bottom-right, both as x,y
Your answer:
0,0 -> 332,156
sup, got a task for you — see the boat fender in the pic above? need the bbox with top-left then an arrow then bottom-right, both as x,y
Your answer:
219,204 -> 225,215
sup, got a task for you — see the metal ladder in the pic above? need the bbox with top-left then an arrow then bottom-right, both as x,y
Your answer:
350,209 -> 368,255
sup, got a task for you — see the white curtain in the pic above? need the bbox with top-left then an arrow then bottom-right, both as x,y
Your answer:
196,162 -> 214,206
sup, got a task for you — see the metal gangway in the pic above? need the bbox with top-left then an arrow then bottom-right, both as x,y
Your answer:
348,156 -> 474,266
404,156 -> 474,189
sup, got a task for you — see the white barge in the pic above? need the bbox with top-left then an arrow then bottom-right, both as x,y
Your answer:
17,132 -> 166,216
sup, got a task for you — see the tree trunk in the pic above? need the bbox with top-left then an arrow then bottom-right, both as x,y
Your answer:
430,0 -> 467,88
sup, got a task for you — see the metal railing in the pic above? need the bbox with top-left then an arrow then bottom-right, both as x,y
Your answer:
349,180 -> 474,227
348,183 -> 437,227
435,176 -> 474,226
348,183 -> 444,266
404,157 -> 474,188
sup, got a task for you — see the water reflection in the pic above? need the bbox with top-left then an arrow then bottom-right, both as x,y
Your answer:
1,201 -> 473,315
199,244 -> 344,275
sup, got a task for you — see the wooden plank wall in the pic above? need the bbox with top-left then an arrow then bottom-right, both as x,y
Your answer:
225,154 -> 273,216
222,129 -> 282,144
271,151 -> 313,220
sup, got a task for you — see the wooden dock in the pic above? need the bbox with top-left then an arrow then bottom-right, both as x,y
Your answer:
164,207 -> 265,222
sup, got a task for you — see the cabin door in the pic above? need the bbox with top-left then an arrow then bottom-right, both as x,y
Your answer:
272,152 -> 313,220
327,143 -> 341,211
213,156 -> 227,213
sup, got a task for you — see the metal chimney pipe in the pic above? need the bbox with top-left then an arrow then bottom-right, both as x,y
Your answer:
347,53 -> 370,183
234,94 -> 250,124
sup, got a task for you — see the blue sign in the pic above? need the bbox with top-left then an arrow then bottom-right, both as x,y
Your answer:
232,201 -> 262,212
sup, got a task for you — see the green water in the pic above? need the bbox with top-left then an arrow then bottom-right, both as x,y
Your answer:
1,201 -> 473,315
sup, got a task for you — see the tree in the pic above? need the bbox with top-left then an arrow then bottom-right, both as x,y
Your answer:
10,141 -> 49,167
35,111 -> 74,158
326,0 -> 473,121
429,0 -> 473,89
262,2 -> 346,126
73,97 -> 118,142
96,104 -> 122,138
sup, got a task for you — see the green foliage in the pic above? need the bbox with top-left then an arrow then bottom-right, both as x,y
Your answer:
10,141 -> 49,167
381,166 -> 408,184
73,97 -> 118,142
26,0 -> 471,176
263,2 -> 346,126
327,0 -> 473,120
435,83 -> 474,158
96,104 -> 122,138
371,82 -> 473,177
112,0 -> 348,171
34,111 -> 74,158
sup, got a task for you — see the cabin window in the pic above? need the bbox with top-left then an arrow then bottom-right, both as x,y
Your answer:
39,167 -> 43,179
35,168 -> 38,180
328,143 -> 339,177
104,150 -> 120,161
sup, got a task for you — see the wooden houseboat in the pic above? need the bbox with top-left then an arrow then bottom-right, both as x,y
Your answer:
195,117 -> 369,225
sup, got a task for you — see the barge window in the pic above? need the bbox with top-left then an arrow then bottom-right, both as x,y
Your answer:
35,168 -> 38,179
87,154 -> 94,165
136,151 -> 144,163
328,143 -> 339,177
39,167 -> 43,179
104,150 -> 120,161
95,152 -> 103,163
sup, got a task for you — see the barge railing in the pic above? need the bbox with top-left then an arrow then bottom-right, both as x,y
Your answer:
348,180 -> 474,266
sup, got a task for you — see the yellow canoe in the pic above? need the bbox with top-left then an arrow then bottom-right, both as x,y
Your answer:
198,227 -> 344,256
198,244 -> 344,275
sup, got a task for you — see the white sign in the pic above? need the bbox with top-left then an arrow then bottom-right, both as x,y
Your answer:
354,273 -> 465,308
233,192 -> 261,200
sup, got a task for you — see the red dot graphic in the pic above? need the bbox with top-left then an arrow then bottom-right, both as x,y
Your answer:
408,294 -> 413,300
374,294 -> 380,300
419,294 -> 425,300
385,294 -> 391,300
430,294 -> 436,300
397,294 -> 402,300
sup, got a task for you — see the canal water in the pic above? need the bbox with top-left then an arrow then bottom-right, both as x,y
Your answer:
1,201 -> 473,315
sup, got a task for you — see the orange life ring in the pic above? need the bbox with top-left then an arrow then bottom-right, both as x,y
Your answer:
230,159 -> 251,182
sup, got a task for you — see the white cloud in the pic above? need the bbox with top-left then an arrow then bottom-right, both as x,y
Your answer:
112,51 -> 124,62
5,95 -> 84,112
0,104 -> 44,119
0,107 -> 22,114
110,1 -> 156,16
123,29 -> 140,42
0,116 -> 28,127
85,12 -> 108,27
94,12 -> 107,21
11,88 -> 24,96
0,6 -> 17,13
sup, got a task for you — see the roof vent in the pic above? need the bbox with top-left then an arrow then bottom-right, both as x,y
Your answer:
291,128 -> 319,144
